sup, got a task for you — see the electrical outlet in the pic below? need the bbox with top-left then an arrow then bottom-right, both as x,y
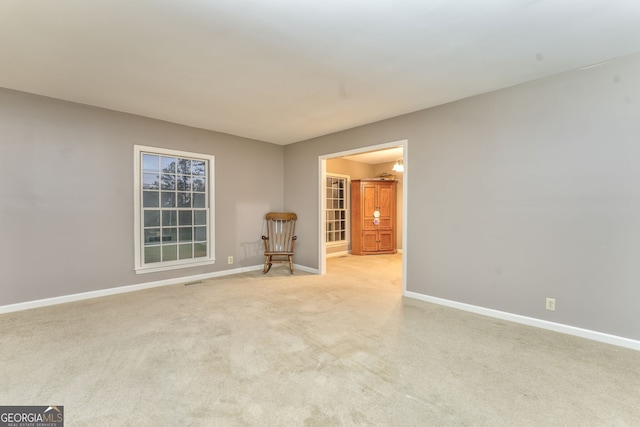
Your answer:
227,256 -> 233,264
546,298 -> 556,311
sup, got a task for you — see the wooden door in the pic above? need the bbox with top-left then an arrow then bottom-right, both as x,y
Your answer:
361,231 -> 379,252
350,179 -> 397,255
376,182 -> 394,229
361,182 -> 377,231
377,230 -> 394,252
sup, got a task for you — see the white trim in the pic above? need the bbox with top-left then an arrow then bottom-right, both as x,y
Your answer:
325,173 -> 350,247
134,258 -> 217,274
320,141 -> 407,160
134,145 -> 216,273
326,250 -> 350,258
318,139 -> 408,287
404,291 -> 640,351
0,264 -> 319,314
326,241 -> 348,248
293,264 -> 320,274
400,142 -> 407,294
319,157 -> 327,274
248,263 -> 319,274
326,173 -> 351,179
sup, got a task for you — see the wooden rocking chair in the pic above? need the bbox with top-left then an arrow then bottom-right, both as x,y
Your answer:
261,212 -> 297,274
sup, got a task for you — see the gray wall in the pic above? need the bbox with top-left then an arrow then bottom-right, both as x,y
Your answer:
3,51 -> 639,341
284,52 -> 640,340
326,157 -> 372,179
0,88 -> 284,306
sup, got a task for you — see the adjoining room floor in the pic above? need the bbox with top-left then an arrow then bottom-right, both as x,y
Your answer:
1,254 -> 638,425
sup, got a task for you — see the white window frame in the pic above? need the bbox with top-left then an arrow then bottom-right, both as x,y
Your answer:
325,173 -> 350,246
134,145 -> 216,274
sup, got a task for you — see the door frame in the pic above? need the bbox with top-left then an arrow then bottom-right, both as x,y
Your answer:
318,139 -> 408,293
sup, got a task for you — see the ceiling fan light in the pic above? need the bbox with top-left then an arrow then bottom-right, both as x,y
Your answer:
392,159 -> 404,172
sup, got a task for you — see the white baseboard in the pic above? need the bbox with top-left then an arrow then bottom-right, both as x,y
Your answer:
293,264 -> 320,274
0,264 -> 286,314
326,250 -> 402,258
404,291 -> 640,351
11,269 -> 632,351
263,263 -> 319,274
326,250 -> 350,258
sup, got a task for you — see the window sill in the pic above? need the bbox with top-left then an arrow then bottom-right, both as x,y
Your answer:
135,258 -> 216,274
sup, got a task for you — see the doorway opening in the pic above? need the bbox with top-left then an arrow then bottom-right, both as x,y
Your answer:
318,140 -> 408,294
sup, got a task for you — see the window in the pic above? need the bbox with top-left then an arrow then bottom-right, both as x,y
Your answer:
134,145 -> 215,273
326,174 -> 349,244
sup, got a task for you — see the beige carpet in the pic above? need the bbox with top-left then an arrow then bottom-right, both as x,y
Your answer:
1,254 -> 639,426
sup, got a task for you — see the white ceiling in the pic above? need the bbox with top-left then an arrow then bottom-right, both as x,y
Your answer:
2,1 -> 640,145
341,147 -> 404,164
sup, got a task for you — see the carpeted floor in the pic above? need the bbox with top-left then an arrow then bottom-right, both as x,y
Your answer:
1,254 -> 639,426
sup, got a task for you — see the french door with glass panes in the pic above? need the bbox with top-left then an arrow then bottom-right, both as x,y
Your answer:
326,175 -> 349,245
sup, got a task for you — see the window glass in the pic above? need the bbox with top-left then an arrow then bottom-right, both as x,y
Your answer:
144,210 -> 160,228
143,155 -> 159,172
326,175 -> 349,244
136,146 -> 213,272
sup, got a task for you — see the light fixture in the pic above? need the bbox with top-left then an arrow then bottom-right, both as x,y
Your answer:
392,158 -> 404,172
